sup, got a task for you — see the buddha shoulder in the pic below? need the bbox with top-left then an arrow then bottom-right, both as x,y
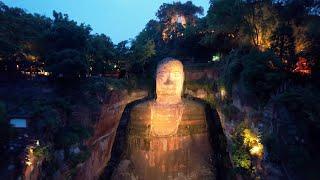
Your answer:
181,99 -> 206,121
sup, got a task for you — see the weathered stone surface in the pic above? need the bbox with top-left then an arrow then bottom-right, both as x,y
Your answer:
113,133 -> 215,180
155,58 -> 184,105
74,90 -> 148,180
112,58 -> 215,179
184,68 -> 218,81
129,99 -> 207,137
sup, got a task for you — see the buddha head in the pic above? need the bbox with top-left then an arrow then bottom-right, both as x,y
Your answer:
155,58 -> 184,104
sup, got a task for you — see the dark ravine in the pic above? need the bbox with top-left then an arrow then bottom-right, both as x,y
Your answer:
100,97 -> 232,180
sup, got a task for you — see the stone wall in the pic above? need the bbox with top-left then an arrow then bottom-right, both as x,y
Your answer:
184,67 -> 218,81
73,90 -> 148,180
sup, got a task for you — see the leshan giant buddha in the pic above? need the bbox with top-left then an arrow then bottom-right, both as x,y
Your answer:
112,58 -> 215,179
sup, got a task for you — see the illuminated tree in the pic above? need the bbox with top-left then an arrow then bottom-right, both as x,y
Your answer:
157,1 -> 203,41
0,2 -> 51,76
156,1 -> 203,25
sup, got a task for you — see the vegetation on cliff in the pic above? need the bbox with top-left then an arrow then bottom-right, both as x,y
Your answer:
0,0 -> 320,179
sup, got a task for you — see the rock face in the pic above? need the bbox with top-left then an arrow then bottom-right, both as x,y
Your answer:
155,58 -> 184,105
185,67 -> 218,81
112,99 -> 214,179
152,58 -> 186,136
111,58 -> 215,179
74,90 -> 148,180
130,99 -> 207,136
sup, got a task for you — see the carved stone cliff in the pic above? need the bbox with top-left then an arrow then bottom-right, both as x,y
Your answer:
73,90 -> 148,180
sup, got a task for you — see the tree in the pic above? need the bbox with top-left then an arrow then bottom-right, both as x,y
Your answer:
87,34 -> 115,75
206,0 -> 278,52
0,2 -> 51,76
156,1 -> 203,24
157,1 -> 203,42
130,39 -> 156,71
270,24 -> 296,70
41,11 -> 91,53
46,49 -> 88,80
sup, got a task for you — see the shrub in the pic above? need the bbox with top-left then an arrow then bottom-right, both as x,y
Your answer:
54,125 -> 92,149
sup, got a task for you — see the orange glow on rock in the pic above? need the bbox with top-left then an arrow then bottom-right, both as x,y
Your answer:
150,103 -> 184,137
155,58 -> 184,105
151,58 -> 185,136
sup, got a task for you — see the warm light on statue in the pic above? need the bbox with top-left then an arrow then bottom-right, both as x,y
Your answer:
151,58 -> 185,137
113,58 -> 214,179
155,59 -> 184,104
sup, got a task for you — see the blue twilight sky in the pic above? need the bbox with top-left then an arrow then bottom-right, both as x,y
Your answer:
2,0 -> 210,44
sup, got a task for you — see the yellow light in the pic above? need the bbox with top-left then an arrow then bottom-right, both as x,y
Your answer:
151,58 -> 185,137
250,143 -> 264,157
242,128 -> 264,158
26,160 -> 32,166
220,87 -> 226,99
155,59 -> 184,105
36,140 -> 40,146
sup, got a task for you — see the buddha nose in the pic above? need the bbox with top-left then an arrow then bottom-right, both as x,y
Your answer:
164,73 -> 174,85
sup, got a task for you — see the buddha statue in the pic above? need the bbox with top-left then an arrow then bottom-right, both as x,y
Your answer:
112,58 -> 215,179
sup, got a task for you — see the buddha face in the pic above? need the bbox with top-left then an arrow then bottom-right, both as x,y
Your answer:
155,58 -> 184,104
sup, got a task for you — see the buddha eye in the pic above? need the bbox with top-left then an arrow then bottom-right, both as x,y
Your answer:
157,71 -> 168,80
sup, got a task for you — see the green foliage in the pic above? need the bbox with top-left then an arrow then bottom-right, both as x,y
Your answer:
232,144 -> 251,170
87,34 -> 116,75
131,39 -> 156,66
69,148 -> 90,167
221,103 -> 240,121
53,98 -> 72,117
240,50 -> 285,103
46,49 -> 88,79
156,1 -> 203,23
33,145 -> 52,160
231,123 -> 252,172
221,49 -> 286,103
270,24 -> 296,69
31,100 -> 61,137
263,132 -> 281,163
220,50 -> 244,93
207,0 -> 244,34
276,87 -> 320,126
43,11 -> 91,52
0,2 -> 51,74
54,125 -> 92,149
0,4 -> 122,79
